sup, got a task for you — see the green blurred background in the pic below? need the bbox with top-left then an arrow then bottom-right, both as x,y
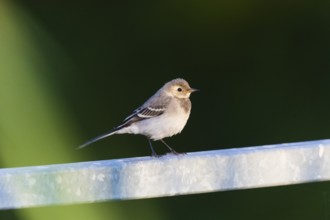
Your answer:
1,0 -> 330,219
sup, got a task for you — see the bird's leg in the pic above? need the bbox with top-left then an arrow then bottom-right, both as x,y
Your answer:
160,139 -> 185,155
147,138 -> 160,157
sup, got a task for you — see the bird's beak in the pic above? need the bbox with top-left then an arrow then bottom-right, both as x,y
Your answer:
190,88 -> 199,93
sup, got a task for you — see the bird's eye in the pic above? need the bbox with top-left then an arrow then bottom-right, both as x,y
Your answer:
177,87 -> 182,92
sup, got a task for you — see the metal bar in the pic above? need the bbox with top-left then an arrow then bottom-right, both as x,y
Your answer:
1,139 -> 330,209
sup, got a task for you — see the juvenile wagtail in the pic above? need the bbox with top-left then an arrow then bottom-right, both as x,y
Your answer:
78,78 -> 198,157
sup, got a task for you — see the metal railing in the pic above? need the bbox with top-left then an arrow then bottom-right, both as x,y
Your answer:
1,139 -> 330,209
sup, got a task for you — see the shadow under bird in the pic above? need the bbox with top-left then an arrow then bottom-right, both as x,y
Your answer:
78,78 -> 198,157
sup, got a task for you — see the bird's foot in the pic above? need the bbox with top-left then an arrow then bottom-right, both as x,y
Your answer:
151,152 -> 162,158
169,150 -> 186,156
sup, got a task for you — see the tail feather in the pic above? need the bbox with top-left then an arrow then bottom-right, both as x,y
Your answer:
77,127 -> 120,149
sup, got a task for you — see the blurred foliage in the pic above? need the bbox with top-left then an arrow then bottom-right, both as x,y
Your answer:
1,0 -> 330,219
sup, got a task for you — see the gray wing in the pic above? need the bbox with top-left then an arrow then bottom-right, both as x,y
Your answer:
120,105 -> 166,127
78,93 -> 170,149
78,105 -> 167,149
118,92 -> 171,128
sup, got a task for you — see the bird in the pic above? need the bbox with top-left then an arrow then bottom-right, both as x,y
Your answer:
78,78 -> 198,157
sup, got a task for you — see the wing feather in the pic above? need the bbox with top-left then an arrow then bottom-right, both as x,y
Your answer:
120,105 -> 165,128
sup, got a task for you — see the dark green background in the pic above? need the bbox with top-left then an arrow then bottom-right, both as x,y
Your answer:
1,0 -> 330,219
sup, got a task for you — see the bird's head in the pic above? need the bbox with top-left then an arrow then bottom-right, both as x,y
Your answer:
164,78 -> 198,99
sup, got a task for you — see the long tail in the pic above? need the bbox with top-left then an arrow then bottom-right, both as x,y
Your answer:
77,127 -> 121,149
